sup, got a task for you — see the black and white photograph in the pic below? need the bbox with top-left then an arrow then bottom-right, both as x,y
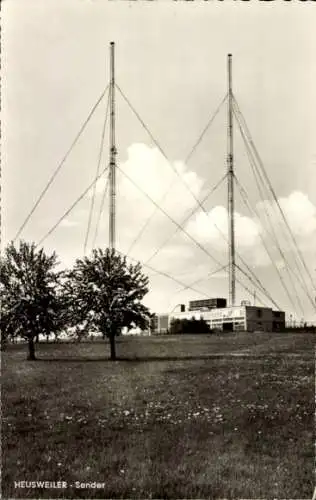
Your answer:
1,0 -> 315,498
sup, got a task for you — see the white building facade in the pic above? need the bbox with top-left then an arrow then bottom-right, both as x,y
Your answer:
169,305 -> 285,332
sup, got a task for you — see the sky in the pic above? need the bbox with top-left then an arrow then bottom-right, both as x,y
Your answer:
2,0 -> 316,320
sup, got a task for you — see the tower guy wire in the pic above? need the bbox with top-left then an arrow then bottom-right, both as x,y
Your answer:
13,88 -> 108,244
144,174 -> 227,266
173,264 -> 229,296
234,174 -> 301,316
117,163 -> 280,309
115,249 -> 210,299
84,86 -> 110,255
233,97 -> 316,313
233,94 -> 315,293
116,82 -> 278,308
124,92 -> 228,257
36,165 -> 110,248
91,172 -> 110,250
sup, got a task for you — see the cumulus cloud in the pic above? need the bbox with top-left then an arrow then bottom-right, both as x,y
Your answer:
106,143 -> 206,258
56,143 -> 316,281
186,205 -> 261,249
57,143 -> 207,266
118,143 -> 203,216
55,144 -> 315,320
257,191 -> 316,237
185,190 -> 316,258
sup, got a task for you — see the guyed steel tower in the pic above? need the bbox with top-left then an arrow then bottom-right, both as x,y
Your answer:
109,41 -> 117,251
227,54 -> 236,306
107,46 -> 236,305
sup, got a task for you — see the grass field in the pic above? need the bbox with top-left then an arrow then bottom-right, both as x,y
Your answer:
2,332 -> 315,499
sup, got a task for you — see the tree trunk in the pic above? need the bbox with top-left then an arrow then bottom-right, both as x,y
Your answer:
109,334 -> 116,361
1,335 -> 7,351
27,337 -> 36,360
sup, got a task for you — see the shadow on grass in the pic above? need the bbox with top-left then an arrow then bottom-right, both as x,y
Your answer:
34,354 -> 269,363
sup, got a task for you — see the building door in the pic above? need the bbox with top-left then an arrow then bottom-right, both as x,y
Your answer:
223,322 -> 233,332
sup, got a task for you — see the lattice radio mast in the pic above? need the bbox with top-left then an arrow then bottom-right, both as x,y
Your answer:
227,54 -> 236,306
109,41 -> 117,250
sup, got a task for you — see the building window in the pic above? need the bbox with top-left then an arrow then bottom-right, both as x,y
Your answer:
257,309 -> 262,318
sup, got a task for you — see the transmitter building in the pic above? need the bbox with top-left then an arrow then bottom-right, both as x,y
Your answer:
152,298 -> 285,333
171,304 -> 285,332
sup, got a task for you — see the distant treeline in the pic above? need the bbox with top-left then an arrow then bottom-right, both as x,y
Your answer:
283,326 -> 316,333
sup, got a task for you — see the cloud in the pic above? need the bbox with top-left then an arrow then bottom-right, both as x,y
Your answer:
118,143 -> 203,215
257,191 -> 316,237
186,205 -> 261,249
82,143 -> 204,231
58,143 -> 207,269
254,191 -> 316,276
103,143 -> 206,258
43,141 -> 315,319
186,190 -> 316,256
59,218 -> 79,228
62,144 -> 315,280
50,143 -> 316,286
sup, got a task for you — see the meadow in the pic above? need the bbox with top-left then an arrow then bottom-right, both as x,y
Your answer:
2,332 -> 315,499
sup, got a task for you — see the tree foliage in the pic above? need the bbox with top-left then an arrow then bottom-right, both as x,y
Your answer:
0,241 -> 65,359
66,248 -> 152,359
